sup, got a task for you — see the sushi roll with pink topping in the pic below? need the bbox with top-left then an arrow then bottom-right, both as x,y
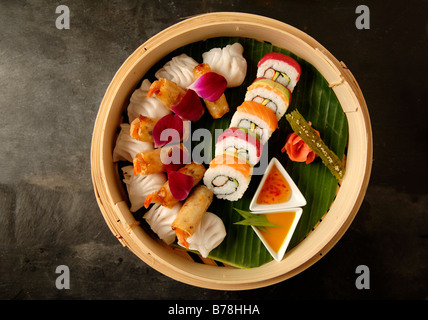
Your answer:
257,52 -> 301,92
215,127 -> 263,166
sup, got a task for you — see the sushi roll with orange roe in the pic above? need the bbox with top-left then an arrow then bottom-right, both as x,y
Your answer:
229,101 -> 278,144
203,153 -> 253,201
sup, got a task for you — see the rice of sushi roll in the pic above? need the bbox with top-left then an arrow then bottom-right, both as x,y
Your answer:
245,77 -> 291,120
215,127 -> 263,166
256,52 -> 301,92
203,153 -> 252,201
229,101 -> 278,145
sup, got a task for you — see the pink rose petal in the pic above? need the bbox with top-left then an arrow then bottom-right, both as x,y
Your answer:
152,114 -> 184,148
168,171 -> 194,201
171,89 -> 204,121
188,72 -> 227,102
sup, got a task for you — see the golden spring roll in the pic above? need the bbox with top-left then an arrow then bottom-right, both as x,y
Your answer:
133,148 -> 163,175
146,78 -> 187,109
193,63 -> 229,119
144,162 -> 206,208
133,143 -> 188,176
171,185 -> 214,248
130,115 -> 159,142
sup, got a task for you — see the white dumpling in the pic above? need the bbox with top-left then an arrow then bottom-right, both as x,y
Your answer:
127,79 -> 171,123
144,203 -> 182,244
202,43 -> 247,88
185,212 -> 226,258
113,123 -> 153,163
121,166 -> 167,212
155,54 -> 199,88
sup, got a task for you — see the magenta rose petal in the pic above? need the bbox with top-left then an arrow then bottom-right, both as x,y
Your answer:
171,89 -> 204,121
188,72 -> 227,102
152,114 -> 184,148
168,171 -> 194,201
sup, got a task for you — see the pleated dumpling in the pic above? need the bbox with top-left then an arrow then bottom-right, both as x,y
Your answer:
113,123 -> 153,163
202,42 -> 247,88
185,212 -> 226,258
144,203 -> 182,244
121,166 -> 167,212
127,79 -> 171,123
155,54 -> 199,88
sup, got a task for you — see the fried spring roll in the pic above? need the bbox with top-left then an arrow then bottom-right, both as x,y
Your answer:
130,115 -> 159,142
133,148 -> 163,175
193,63 -> 229,119
144,162 -> 206,208
171,185 -> 214,248
133,144 -> 188,176
146,78 -> 187,109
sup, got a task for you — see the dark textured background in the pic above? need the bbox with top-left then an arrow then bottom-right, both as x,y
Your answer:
0,0 -> 426,300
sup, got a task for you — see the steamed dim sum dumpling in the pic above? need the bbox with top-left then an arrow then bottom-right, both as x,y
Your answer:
202,42 -> 247,88
113,123 -> 153,163
144,203 -> 182,244
121,166 -> 167,212
155,54 -> 199,88
127,79 -> 171,123
184,212 -> 226,258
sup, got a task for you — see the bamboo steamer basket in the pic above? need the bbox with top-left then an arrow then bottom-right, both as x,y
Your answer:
91,12 -> 372,290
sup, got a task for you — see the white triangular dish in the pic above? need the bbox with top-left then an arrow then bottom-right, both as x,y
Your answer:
251,207 -> 303,261
249,157 -> 306,212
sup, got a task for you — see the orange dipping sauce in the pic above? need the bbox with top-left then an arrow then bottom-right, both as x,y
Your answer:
257,164 -> 291,204
258,211 -> 296,253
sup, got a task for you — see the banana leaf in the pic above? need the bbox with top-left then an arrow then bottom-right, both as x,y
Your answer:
131,37 -> 348,269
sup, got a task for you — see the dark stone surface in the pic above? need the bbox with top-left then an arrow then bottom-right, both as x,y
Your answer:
0,0 -> 426,300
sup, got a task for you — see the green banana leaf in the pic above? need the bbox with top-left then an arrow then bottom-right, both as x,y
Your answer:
131,37 -> 348,269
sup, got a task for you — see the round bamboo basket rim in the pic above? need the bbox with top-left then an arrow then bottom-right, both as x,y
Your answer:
91,12 -> 372,290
